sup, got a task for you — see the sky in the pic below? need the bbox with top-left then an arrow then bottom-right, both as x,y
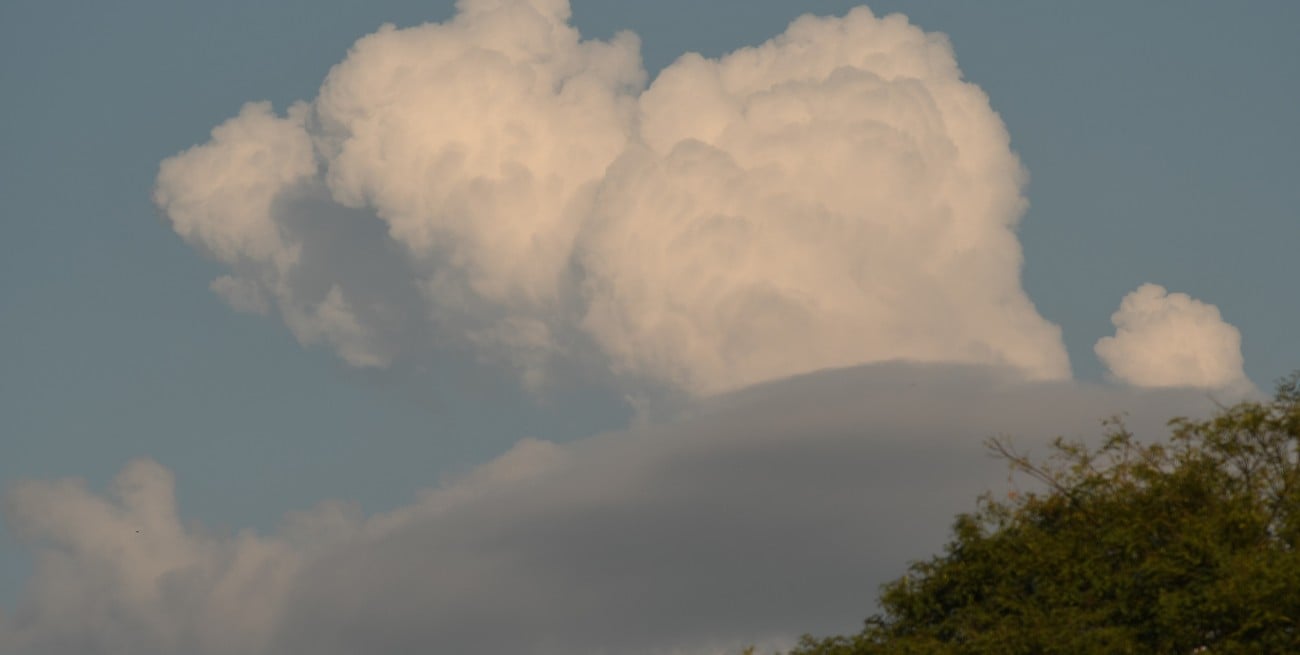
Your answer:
1,1 -> 1296,653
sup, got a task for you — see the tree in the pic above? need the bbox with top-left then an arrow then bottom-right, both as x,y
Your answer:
792,376 -> 1300,654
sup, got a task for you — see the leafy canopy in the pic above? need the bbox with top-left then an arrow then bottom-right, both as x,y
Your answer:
792,375 -> 1300,654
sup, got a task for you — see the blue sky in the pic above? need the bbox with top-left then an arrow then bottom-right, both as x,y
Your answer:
1,1 -> 1297,651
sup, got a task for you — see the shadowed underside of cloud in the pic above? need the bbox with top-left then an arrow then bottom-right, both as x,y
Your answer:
1,364 -> 1224,655
154,0 -> 1073,397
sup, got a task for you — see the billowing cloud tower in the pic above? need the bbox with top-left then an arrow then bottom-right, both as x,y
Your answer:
154,0 -> 1070,396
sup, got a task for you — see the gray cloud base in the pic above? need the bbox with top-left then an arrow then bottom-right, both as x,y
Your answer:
2,364 -> 1224,655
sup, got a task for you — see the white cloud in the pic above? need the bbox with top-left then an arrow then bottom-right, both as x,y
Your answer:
582,9 -> 1069,392
154,101 -> 314,266
153,102 -> 401,368
154,0 -> 1070,397
1095,283 -> 1250,391
314,0 -> 644,304
0,364 -> 1220,655
0,459 -> 308,655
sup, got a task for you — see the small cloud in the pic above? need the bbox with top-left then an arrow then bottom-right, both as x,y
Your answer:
1095,283 -> 1252,392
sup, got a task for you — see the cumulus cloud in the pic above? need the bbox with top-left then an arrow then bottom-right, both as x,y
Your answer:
1095,283 -> 1251,391
1,364 -> 1221,655
154,0 -> 1070,397
583,11 -> 1068,393
80,3 -> 1250,653
0,460 -> 310,655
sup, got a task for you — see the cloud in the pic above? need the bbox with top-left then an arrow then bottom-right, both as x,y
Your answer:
0,460 -> 309,655
154,0 -> 1070,397
1,364 -> 1221,655
582,11 -> 1069,393
64,2 -> 1251,653
1095,283 -> 1251,391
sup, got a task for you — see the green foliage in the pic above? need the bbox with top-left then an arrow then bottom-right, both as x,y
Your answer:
791,375 -> 1300,654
